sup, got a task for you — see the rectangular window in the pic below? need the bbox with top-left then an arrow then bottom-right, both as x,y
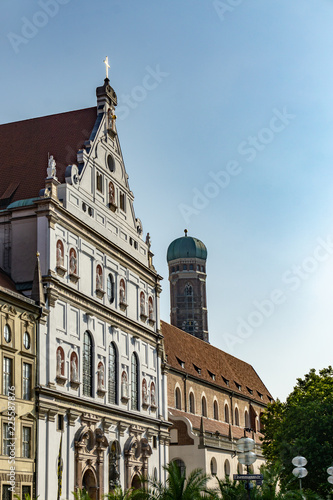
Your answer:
3,357 -> 12,396
57,414 -> 64,431
3,423 -> 10,456
2,485 -> 12,500
22,486 -> 31,499
22,363 -> 32,400
96,172 -> 103,192
119,192 -> 126,211
22,426 -> 31,458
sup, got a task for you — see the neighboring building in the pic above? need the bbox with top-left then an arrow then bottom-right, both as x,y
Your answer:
0,75 -> 170,499
162,320 -> 273,483
0,267 -> 45,500
163,233 -> 273,484
167,231 -> 208,342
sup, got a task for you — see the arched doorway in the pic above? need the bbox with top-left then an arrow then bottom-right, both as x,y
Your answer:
82,468 -> 97,500
131,474 -> 141,490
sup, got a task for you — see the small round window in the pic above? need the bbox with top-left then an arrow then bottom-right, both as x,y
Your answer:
23,332 -> 30,350
4,324 -> 11,343
107,154 -> 115,172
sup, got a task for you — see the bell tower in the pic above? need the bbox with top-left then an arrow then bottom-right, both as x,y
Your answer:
167,230 -> 209,342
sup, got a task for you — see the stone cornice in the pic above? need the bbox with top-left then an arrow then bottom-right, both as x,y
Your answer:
36,385 -> 171,429
44,276 -> 160,343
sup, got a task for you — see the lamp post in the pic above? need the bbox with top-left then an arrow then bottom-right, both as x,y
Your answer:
292,456 -> 307,493
236,437 -> 257,499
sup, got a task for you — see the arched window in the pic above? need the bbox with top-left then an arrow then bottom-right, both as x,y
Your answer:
245,410 -> 250,428
210,457 -> 217,476
107,274 -> 114,303
131,353 -> 139,410
148,296 -> 154,321
69,248 -> 77,275
213,400 -> 219,420
96,264 -> 103,291
56,240 -> 64,268
224,459 -> 230,478
235,407 -> 240,426
56,346 -> 65,377
175,387 -> 181,410
189,392 -> 195,414
237,463 -> 243,474
259,412 -> 264,432
83,331 -> 93,397
224,404 -> 229,423
108,343 -> 117,404
173,459 -> 186,477
184,283 -> 193,296
202,396 -> 207,417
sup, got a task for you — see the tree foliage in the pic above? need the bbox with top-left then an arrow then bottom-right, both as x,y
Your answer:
261,366 -> 333,496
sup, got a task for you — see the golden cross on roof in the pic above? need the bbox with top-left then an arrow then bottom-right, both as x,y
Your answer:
104,56 -> 110,79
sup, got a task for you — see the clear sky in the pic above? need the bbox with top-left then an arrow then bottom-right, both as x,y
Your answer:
2,0 -> 333,402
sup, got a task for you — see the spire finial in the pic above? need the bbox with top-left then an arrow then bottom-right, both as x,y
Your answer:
184,229 -> 188,237
104,56 -> 110,79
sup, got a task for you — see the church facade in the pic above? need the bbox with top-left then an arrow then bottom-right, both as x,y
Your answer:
0,76 -> 169,499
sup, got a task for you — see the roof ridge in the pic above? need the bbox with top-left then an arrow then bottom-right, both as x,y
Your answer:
0,106 -> 96,127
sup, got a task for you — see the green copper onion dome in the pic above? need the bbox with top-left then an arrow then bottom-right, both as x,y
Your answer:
167,230 -> 207,262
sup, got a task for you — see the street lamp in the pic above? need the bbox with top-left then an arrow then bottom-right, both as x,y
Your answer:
327,466 -> 333,485
292,456 -> 308,492
236,437 -> 257,499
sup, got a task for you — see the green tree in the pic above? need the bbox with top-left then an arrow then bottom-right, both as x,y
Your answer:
261,366 -> 333,497
142,461 -> 214,500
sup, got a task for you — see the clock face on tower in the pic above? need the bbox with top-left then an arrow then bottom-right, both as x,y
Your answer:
182,320 -> 198,334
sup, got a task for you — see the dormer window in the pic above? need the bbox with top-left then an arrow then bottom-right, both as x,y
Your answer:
193,364 -> 201,375
176,357 -> 185,369
222,376 -> 229,386
208,370 -> 216,381
247,386 -> 253,395
257,391 -> 263,400
235,381 -> 242,391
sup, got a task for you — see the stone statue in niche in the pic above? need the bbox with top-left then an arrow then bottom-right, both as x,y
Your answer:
119,280 -> 125,304
97,362 -> 105,389
57,348 -> 64,376
71,354 -> 78,382
109,182 -> 115,205
142,379 -> 148,404
47,155 -> 57,178
151,382 -> 156,406
149,298 -> 153,320
56,241 -> 64,267
69,249 -> 77,275
140,293 -> 145,316
121,371 -> 128,399
96,267 -> 103,290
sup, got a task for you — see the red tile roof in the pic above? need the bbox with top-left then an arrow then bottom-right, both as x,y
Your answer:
0,107 -> 97,206
161,321 -> 273,405
0,268 -> 18,293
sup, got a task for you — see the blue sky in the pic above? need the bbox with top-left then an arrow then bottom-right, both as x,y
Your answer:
2,0 -> 333,401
